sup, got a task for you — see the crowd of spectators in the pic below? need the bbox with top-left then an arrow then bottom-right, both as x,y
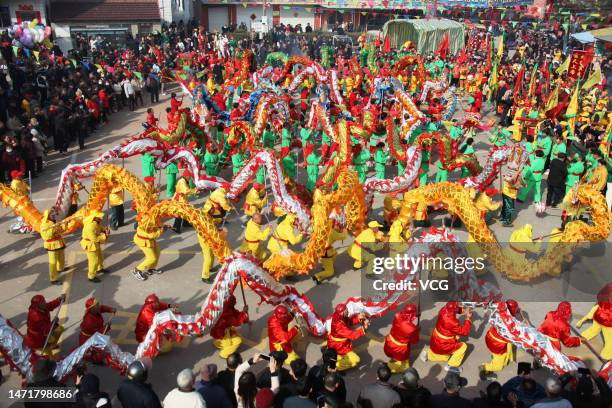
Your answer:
23,350 -> 612,408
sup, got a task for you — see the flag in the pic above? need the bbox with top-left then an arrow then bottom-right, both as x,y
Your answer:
564,80 -> 580,139
33,50 -> 40,61
486,34 -> 493,68
435,32 -> 450,60
382,35 -> 391,53
540,60 -> 549,91
527,64 -> 538,98
513,64 -> 524,104
134,71 -> 143,80
496,34 -> 504,62
95,64 -> 103,71
545,84 -> 559,112
487,61 -> 498,101
456,49 -> 468,64
599,115 -> 611,156
582,68 -> 601,90
70,59 -> 77,68
556,55 -> 570,75
12,46 -> 19,56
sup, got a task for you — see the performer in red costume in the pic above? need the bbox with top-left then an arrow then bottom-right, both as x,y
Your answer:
538,301 -> 581,351
327,303 -> 369,371
578,283 -> 612,360
210,295 -> 249,359
268,305 -> 300,364
25,294 -> 65,355
427,301 -> 472,368
79,297 -> 116,363
384,303 -> 419,373
480,300 -> 521,378
135,294 -> 178,352
170,92 -> 182,113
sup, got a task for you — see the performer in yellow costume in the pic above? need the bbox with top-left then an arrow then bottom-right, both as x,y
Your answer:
388,218 -> 410,259
267,214 -> 303,278
383,192 -> 402,226
503,224 -> 541,266
80,211 -> 108,282
348,220 -> 386,273
10,170 -> 29,196
172,171 -> 198,233
203,187 -> 232,225
240,213 -> 270,260
243,183 -> 267,218
577,283 -> 612,361
132,223 -> 165,281
199,228 -> 226,283
313,217 -> 348,284
39,209 -> 65,284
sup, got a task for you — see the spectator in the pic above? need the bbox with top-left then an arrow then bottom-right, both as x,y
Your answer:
163,368 -> 206,408
234,353 -> 280,408
314,373 -> 346,407
308,348 -> 347,403
257,350 -> 291,389
356,365 -> 401,408
24,359 -> 71,408
393,368 -> 431,408
502,362 -> 545,407
218,352 -> 242,408
546,152 -> 567,208
117,359 -> 162,408
196,363 -> 232,408
122,77 -> 136,111
147,73 -> 160,104
560,369 -> 612,408
74,373 -> 111,408
429,370 -> 470,408
274,358 -> 309,407
472,381 -> 506,408
282,377 -> 315,408
529,377 -> 572,408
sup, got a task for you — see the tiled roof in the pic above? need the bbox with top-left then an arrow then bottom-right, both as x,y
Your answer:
51,1 -> 160,23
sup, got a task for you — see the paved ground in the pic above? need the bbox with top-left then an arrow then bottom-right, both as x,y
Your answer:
0,90 -> 610,407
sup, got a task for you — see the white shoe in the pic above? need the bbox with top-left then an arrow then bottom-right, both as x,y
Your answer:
132,269 -> 147,281
419,347 -> 428,362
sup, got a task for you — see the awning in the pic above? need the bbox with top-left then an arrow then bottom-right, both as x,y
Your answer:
571,27 -> 612,44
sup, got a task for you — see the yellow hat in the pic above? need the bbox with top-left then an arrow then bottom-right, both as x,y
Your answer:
86,210 -> 104,223
368,220 -> 383,228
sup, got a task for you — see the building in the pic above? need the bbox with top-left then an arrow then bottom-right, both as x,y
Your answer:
1,0 -> 50,27
194,0 -> 551,33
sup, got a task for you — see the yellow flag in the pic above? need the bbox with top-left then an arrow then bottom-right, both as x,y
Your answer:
545,84 -> 559,112
33,50 -> 40,61
488,62 -> 498,101
599,113 -> 611,156
556,55 -> 570,75
582,68 -> 601,90
565,81 -> 580,139
496,35 -> 504,62
95,64 -> 103,71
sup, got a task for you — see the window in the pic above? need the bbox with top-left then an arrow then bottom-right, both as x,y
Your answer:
16,10 -> 37,24
0,6 -> 11,28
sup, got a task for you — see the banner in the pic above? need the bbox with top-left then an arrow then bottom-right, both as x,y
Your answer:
568,49 -> 594,79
